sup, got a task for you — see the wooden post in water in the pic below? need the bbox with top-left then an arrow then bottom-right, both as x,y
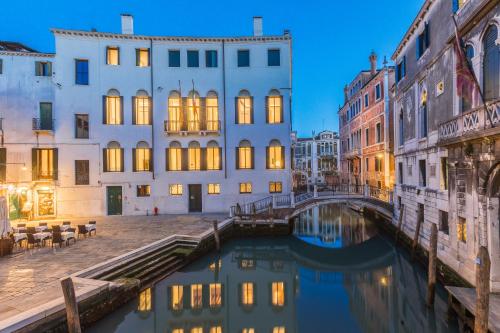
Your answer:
474,246 -> 491,333
395,204 -> 405,244
213,220 -> 220,252
426,223 -> 438,307
61,277 -> 81,333
411,209 -> 423,260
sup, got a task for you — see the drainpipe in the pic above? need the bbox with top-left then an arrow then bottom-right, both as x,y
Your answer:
150,38 -> 155,179
222,40 -> 228,179
383,62 -> 390,188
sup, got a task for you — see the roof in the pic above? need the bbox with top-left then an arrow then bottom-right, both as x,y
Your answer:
0,41 -> 37,53
51,28 -> 291,43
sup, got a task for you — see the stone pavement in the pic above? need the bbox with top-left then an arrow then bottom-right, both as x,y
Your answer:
0,213 -> 224,321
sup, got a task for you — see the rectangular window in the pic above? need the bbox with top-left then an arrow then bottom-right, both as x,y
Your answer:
187,50 -> 199,67
171,285 -> 183,310
209,283 -> 222,308
420,103 -> 428,138
396,56 -> 406,82
375,157 -> 382,172
168,148 -> 182,171
169,184 -> 183,195
237,96 -> 252,124
0,59 -> 3,74
134,148 -> 151,172
268,49 -> 280,66
136,48 -> 150,67
33,148 -> 56,180
398,162 -> 403,184
238,147 -> 252,169
208,183 -> 220,194
137,185 -> 150,197
273,327 -> 286,333
106,47 -> 119,65
105,96 -> 122,125
364,93 -> 369,108
168,50 -> 181,67
134,96 -> 150,125
238,50 -> 250,67
35,61 -> 51,76
267,95 -> 282,123
376,123 -> 381,143
241,282 -> 254,306
439,210 -> 449,234
75,59 -> 89,85
39,102 -> 53,130
105,148 -> 122,172
75,160 -> 89,185
441,157 -> 449,190
271,282 -> 285,307
207,146 -> 221,170
458,217 -> 467,243
269,181 -> 282,193
75,114 -> 89,139
268,145 -> 284,169
191,284 -> 203,309
365,128 -> 369,146
239,182 -> 252,194
365,157 -> 369,172
375,83 -> 381,100
188,146 -> 201,171
205,50 -> 218,68
419,159 -> 427,187
416,22 -> 430,59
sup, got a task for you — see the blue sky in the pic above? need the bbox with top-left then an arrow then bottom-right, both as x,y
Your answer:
0,0 -> 423,136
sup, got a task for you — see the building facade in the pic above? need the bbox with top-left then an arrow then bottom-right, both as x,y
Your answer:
339,53 -> 395,190
292,130 -> 340,190
392,0 -> 500,290
0,16 -> 293,219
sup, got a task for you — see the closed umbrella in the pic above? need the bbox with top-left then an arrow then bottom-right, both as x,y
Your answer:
0,196 -> 10,238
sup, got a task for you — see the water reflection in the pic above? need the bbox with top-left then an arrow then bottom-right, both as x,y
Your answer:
87,204 -> 457,333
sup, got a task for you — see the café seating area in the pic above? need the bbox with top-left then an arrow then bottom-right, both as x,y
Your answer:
9,220 -> 97,249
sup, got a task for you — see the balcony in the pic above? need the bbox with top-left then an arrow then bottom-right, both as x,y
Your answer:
32,118 -> 54,132
438,99 -> 500,145
164,120 -> 221,136
342,147 -> 362,159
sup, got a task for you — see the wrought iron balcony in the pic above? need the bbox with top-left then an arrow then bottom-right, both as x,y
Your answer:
164,120 -> 221,135
32,118 -> 54,132
438,100 -> 500,144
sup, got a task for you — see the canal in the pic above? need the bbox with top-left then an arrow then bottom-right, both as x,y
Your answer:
87,203 -> 458,333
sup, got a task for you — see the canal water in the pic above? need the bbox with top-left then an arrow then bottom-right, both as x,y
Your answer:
87,204 -> 458,333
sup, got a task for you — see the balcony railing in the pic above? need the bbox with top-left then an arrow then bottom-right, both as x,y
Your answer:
164,120 -> 221,135
438,100 -> 500,143
32,118 -> 54,132
342,147 -> 362,159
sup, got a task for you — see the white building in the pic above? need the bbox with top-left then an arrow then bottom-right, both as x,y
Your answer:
0,15 -> 292,219
292,130 -> 339,189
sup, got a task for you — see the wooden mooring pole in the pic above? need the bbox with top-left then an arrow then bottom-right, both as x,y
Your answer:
395,204 -> 404,244
411,210 -> 423,260
213,220 -> 220,252
426,223 -> 438,307
474,246 -> 491,333
61,277 -> 81,333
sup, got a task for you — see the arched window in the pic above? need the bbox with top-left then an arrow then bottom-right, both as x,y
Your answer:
133,141 -> 151,172
206,91 -> 219,131
483,25 -> 499,101
104,141 -> 123,172
236,90 -> 253,124
167,141 -> 182,171
104,89 -> 122,125
133,90 -> 151,125
237,140 -> 253,169
419,89 -> 428,138
168,91 -> 181,132
267,89 -> 283,124
188,141 -> 201,171
267,139 -> 284,169
461,45 -> 476,112
207,140 -> 221,170
399,108 -> 404,145
187,90 -> 200,131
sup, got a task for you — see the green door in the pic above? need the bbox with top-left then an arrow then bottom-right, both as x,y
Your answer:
107,186 -> 122,215
40,102 -> 53,130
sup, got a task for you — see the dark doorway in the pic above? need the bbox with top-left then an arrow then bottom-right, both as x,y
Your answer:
188,184 -> 202,213
107,186 -> 122,215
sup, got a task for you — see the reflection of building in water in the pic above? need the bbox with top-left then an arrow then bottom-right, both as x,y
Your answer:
294,204 -> 377,248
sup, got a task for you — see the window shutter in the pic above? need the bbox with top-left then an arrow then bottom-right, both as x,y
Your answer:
452,0 -> 459,13
105,48 -> 109,65
132,148 -> 137,172
120,148 -> 124,172
53,148 -> 59,180
165,148 -> 169,171
265,96 -> 269,123
120,96 -> 124,125
117,47 -> 121,65
0,148 -> 6,182
425,22 -> 430,49
32,149 -> 38,181
266,147 -> 270,169
218,147 -> 223,170
135,49 -> 140,66
149,148 -> 153,172
102,96 -> 107,124
181,148 -> 188,171
48,62 -> 52,76
103,149 -> 108,172
200,97 -> 206,130
235,97 -> 239,124
416,36 -> 421,59
235,148 -> 240,169
148,97 -> 153,125
395,63 -> 399,83
250,147 -> 255,169
281,146 -> 285,169
200,148 -> 207,171
402,56 -> 406,77
280,95 -> 284,123
182,97 -> 188,131
250,96 -> 254,124
132,97 -> 137,125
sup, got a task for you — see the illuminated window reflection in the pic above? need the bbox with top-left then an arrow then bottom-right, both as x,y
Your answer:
273,327 -> 285,333
138,288 -> 151,312
171,285 -> 183,310
172,329 -> 184,333
191,328 -> 203,333
209,327 -> 222,333
191,284 -> 202,309
271,282 -> 285,306
209,283 -> 222,308
209,259 -> 222,272
241,282 -> 254,306
242,329 -> 255,333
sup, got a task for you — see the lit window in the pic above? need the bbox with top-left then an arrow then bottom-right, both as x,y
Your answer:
171,285 -> 183,310
137,185 -> 150,197
240,259 -> 255,269
269,182 -> 282,193
191,284 -> 203,309
209,259 -> 222,271
208,183 -> 220,195
104,89 -> 122,125
187,91 -> 200,131
242,329 -> 255,333
271,282 -> 285,307
172,329 -> 184,333
134,92 -> 150,125
134,141 -> 151,172
273,327 -> 286,333
206,92 -> 219,131
104,141 -> 122,172
458,217 -> 467,243
188,141 -> 201,171
191,328 -> 202,333
168,92 -> 181,131
136,48 -> 150,67
170,184 -> 183,195
241,282 -> 254,306
207,141 -> 221,170
237,91 -> 252,124
237,140 -> 253,169
138,288 -> 151,312
268,140 -> 284,169
106,47 -> 119,65
267,91 -> 282,124
240,182 -> 252,194
210,327 -> 222,333
168,141 -> 182,171
209,283 -> 222,308
34,148 -> 56,180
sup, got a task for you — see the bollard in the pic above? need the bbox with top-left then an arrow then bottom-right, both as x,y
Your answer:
213,220 -> 220,252
61,277 -> 82,333
474,246 -> 491,333
426,223 -> 438,307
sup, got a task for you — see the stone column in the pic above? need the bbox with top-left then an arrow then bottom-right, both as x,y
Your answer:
290,192 -> 296,208
313,185 -> 318,198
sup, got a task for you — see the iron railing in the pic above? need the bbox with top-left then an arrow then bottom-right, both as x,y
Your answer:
164,120 -> 221,134
32,118 -> 54,131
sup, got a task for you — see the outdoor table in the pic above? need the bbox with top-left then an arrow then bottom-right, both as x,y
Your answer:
33,232 -> 51,241
35,226 -> 48,232
60,225 -> 71,232
13,233 -> 27,243
85,224 -> 96,232
61,231 -> 75,241
12,227 -> 26,233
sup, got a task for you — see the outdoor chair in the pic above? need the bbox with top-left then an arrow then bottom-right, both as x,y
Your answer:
26,233 -> 41,249
39,222 -> 47,227
51,232 -> 64,248
88,221 -> 97,235
65,232 -> 76,245
17,223 -> 26,228
26,227 -> 36,234
77,225 -> 89,238
63,221 -> 71,225
52,225 -> 61,233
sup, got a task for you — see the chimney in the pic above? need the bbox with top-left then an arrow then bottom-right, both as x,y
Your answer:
121,14 -> 134,35
369,51 -> 377,76
253,16 -> 263,37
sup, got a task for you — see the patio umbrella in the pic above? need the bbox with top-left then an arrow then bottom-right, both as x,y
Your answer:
0,196 -> 10,238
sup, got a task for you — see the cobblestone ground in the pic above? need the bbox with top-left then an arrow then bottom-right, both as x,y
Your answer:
0,214 -> 224,321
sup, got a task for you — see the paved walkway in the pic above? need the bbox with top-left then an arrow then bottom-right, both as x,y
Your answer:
0,214 -> 224,321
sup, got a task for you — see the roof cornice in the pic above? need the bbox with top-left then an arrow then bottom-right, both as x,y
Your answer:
0,51 -> 54,58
